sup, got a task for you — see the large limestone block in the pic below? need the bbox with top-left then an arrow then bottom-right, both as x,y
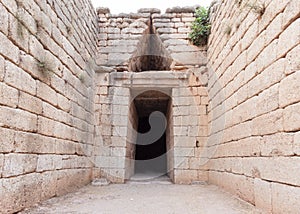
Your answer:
0,106 -> 38,132
2,154 -> 37,177
286,45 -> 300,75
174,148 -> 194,157
171,52 -> 207,65
254,178 -> 272,212
277,18 -> 300,58
174,169 -> 198,184
257,157 -> 300,186
251,110 -> 283,136
0,3 -> 9,35
121,27 -> 146,34
283,102 -> 300,132
0,82 -> 19,108
5,61 -> 36,95
174,136 -> 195,147
107,53 -> 131,65
261,133 -> 294,156
0,31 -> 19,64
153,22 -> 175,28
36,155 -> 63,172
167,44 -> 199,52
174,156 -> 189,169
279,71 -> 300,108
0,128 -> 15,153
272,182 -> 300,214
18,91 -> 43,114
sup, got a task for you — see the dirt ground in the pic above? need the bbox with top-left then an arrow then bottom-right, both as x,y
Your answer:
21,178 -> 264,214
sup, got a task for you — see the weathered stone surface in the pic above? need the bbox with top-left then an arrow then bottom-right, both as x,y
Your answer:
167,45 -> 199,52
0,128 -> 15,153
261,133 -> 294,156
272,182 -> 300,214
0,55 -> 4,81
153,22 -> 175,28
15,132 -> 56,154
286,45 -> 300,75
279,71 -> 300,108
107,53 -> 131,65
0,106 -> 38,132
37,155 -> 63,172
251,110 -> 283,136
137,8 -> 161,14
254,179 -> 272,212
166,6 -> 196,13
5,61 -> 36,95
174,169 -> 198,184
97,7 -> 110,14
0,82 -> 19,108
283,102 -> 300,132
277,18 -> 300,58
0,1 -> 299,213
0,31 -> 19,64
206,2 -> 300,213
18,91 -> 43,114
0,3 -> 9,35
36,81 -> 58,106
0,0 -> 97,212
174,148 -> 194,157
2,154 -> 37,177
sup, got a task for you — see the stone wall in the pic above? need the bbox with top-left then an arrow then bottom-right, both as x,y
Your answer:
0,0 -> 98,212
207,0 -> 300,212
172,69 -> 210,184
96,7 -> 206,72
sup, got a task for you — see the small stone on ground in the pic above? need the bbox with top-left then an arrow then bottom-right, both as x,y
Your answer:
91,178 -> 110,186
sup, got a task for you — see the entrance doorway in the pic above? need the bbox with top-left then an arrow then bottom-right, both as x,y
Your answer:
132,90 -> 171,180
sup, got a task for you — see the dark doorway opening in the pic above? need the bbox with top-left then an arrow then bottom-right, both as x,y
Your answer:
133,90 -> 170,178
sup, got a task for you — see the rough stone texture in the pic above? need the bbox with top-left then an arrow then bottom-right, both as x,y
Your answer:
0,0 -> 299,213
96,7 -> 206,72
137,8 -> 161,14
94,7 -> 210,186
166,6 -> 197,14
0,0 -> 98,213
207,0 -> 300,213
94,70 -> 209,184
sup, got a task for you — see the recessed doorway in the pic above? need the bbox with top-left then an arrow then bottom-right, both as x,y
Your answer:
131,90 -> 171,180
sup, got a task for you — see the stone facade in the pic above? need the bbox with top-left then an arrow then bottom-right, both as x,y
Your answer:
93,70 -> 209,184
96,7 -> 207,71
94,7 -> 209,184
0,0 -> 299,213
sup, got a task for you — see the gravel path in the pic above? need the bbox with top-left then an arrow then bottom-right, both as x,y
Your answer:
21,182 -> 263,214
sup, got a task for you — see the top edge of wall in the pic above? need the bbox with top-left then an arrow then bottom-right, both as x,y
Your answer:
96,5 -> 202,16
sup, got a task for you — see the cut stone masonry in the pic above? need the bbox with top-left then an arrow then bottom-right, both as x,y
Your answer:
0,0 -> 299,213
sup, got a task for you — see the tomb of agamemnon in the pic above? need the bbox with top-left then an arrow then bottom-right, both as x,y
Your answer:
0,0 -> 299,213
